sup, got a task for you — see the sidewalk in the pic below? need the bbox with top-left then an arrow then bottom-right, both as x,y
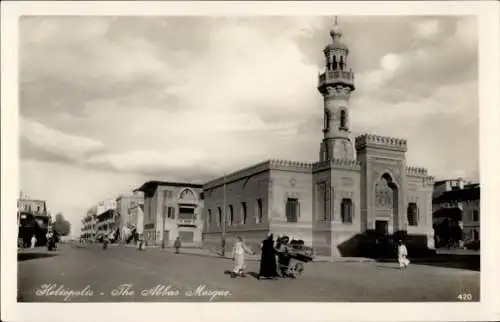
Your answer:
169,247 -> 375,263
73,242 -> 375,263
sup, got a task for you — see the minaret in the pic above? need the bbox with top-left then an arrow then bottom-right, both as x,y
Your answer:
318,17 -> 356,161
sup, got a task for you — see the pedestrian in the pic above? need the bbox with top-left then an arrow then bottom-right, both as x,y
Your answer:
30,234 -> 37,248
137,234 -> 145,251
258,233 -> 279,280
397,240 -> 410,271
174,237 -> 182,254
231,236 -> 255,278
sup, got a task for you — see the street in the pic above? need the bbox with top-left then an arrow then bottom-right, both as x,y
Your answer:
18,243 -> 479,302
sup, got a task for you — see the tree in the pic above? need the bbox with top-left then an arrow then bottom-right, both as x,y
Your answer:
53,213 -> 71,236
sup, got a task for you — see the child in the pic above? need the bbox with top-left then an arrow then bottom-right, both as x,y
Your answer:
397,240 -> 410,270
231,236 -> 255,278
30,235 -> 37,248
174,237 -> 181,254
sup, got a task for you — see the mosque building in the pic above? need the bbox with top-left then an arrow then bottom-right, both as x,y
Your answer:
201,20 -> 436,258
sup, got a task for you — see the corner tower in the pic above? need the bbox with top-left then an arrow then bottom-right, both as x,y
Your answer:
318,17 -> 355,161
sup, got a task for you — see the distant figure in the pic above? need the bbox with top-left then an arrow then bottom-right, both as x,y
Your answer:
174,237 -> 182,254
30,235 -> 37,248
258,233 -> 279,280
231,236 -> 255,278
397,240 -> 410,270
102,235 -> 109,250
137,234 -> 145,251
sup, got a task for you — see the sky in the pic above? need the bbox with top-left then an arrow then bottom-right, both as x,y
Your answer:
19,16 -> 478,234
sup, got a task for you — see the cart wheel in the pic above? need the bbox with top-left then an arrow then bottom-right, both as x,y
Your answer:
295,262 -> 304,276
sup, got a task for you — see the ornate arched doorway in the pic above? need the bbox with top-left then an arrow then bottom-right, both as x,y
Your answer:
374,173 -> 398,243
372,173 -> 399,258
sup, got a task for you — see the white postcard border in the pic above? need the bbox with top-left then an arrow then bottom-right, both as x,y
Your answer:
1,1 -> 499,322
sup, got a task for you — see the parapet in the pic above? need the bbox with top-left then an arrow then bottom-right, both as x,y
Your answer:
313,158 -> 361,171
405,166 -> 428,177
355,134 -> 407,152
203,159 -> 314,189
268,159 -> 314,171
406,166 -> 435,186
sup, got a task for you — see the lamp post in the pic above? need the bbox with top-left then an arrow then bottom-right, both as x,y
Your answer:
221,173 -> 227,257
162,211 -> 167,249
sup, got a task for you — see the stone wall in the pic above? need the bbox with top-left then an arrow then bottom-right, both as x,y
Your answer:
202,170 -> 271,234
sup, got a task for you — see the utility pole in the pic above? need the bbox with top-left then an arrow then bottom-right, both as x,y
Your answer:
162,211 -> 166,249
221,173 -> 227,257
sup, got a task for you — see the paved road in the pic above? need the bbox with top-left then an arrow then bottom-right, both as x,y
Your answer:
18,244 -> 479,302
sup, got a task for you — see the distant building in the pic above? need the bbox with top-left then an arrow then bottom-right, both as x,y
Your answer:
432,178 -> 480,249
125,200 -> 144,243
135,181 -> 204,247
18,195 -> 50,246
116,191 -> 144,241
80,206 -> 97,242
95,199 -> 118,241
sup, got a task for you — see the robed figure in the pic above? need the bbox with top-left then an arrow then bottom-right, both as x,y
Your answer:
258,234 -> 279,280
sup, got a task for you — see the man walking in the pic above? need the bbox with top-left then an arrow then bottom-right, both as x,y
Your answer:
174,237 -> 181,254
397,240 -> 410,271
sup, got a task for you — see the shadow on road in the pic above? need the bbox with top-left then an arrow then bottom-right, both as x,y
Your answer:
223,270 -> 263,281
18,252 -> 58,262
376,265 -> 401,270
376,254 -> 480,271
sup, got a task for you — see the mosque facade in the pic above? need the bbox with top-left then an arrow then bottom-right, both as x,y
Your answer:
200,21 -> 435,258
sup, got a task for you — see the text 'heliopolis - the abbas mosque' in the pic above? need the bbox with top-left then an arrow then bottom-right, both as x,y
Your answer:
139,20 -> 436,259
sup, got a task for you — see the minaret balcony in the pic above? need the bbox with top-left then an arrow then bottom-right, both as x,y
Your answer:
318,70 -> 355,90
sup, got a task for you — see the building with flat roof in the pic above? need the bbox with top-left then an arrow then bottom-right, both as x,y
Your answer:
116,191 -> 144,241
18,195 -> 51,246
135,181 -> 204,247
433,178 -> 480,249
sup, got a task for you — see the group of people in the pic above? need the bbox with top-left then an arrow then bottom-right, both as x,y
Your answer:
230,234 -> 411,278
230,233 -> 298,279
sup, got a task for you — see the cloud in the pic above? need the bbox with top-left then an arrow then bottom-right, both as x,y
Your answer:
414,19 -> 441,39
18,16 -> 479,231
20,118 -> 105,163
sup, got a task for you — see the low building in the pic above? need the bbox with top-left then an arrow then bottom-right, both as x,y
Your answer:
116,191 -> 144,241
18,196 -> 50,246
432,178 -> 480,249
125,200 -> 144,243
135,181 -> 204,247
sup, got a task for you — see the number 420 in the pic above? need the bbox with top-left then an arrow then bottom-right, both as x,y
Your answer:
457,293 -> 473,301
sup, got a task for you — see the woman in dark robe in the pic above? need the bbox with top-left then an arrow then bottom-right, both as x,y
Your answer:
258,234 -> 279,280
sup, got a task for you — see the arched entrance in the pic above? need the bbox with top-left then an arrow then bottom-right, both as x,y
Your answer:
373,173 -> 399,257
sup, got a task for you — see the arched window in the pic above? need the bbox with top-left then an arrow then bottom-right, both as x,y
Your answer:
228,205 -> 234,226
407,203 -> 419,226
332,55 -> 338,70
240,202 -> 247,225
340,110 -> 347,129
339,55 -> 345,70
255,199 -> 263,224
472,229 -> 479,241
207,209 -> 212,227
217,207 -> 222,227
324,111 -> 330,131
341,198 -> 353,224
